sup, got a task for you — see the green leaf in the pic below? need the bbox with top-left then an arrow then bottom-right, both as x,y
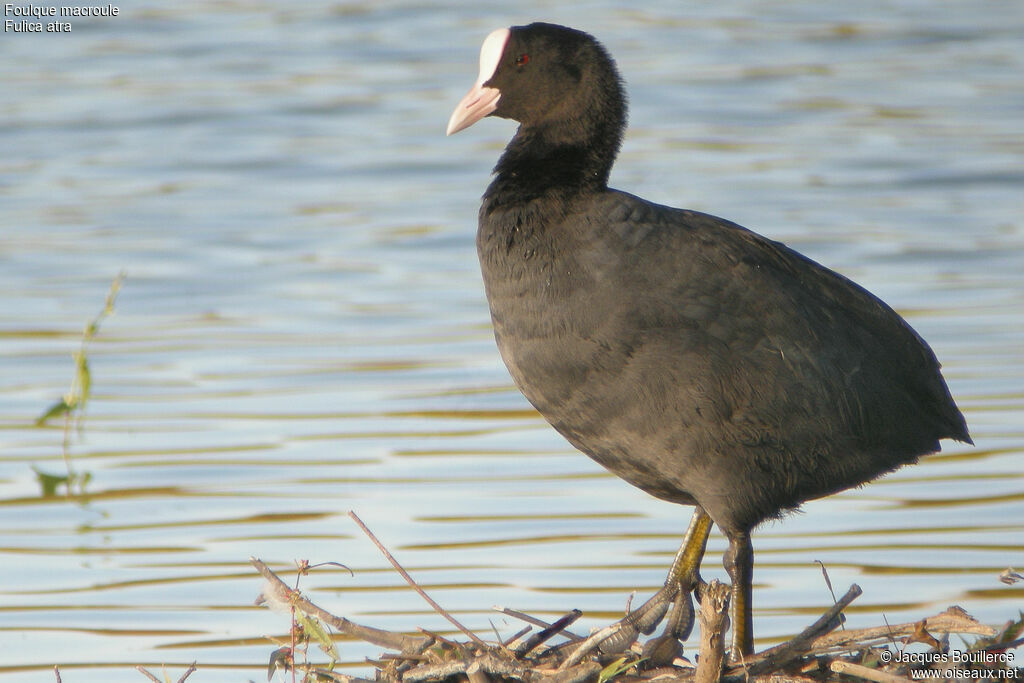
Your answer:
598,656 -> 641,683
31,467 -> 91,498
77,356 -> 91,409
35,399 -> 72,426
32,466 -> 70,497
294,611 -> 339,662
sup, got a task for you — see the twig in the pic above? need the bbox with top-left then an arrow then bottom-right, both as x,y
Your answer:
730,583 -> 862,677
809,606 -> 996,653
465,655 -> 492,683
135,668 -> 161,683
401,650 -> 527,682
502,625 -> 533,647
537,660 -> 603,683
135,665 -> 195,683
816,559 -> 845,633
496,606 -> 583,642
557,619 -> 631,670
253,545 -> 1009,683
696,580 -> 730,683
303,669 -> 376,683
831,659 -> 914,683
347,511 -> 488,648
519,609 -> 584,655
251,556 -> 425,651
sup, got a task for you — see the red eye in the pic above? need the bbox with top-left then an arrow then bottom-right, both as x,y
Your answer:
515,53 -> 529,66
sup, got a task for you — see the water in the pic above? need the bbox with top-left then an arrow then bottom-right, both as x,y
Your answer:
1,1 -> 1022,680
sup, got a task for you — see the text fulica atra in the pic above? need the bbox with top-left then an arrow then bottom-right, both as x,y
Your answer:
446,22 -> 971,658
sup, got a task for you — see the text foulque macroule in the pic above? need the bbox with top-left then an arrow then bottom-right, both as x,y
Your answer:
4,3 -> 118,32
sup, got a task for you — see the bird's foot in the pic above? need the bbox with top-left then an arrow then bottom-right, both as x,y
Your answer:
558,582 -> 700,671
558,509 -> 712,671
559,585 -> 678,670
639,582 -> 700,665
596,579 -> 701,659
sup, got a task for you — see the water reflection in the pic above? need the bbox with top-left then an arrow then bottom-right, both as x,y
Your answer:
1,1 -> 1022,681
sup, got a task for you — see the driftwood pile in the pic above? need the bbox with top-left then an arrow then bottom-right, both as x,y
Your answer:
251,514 -> 1023,683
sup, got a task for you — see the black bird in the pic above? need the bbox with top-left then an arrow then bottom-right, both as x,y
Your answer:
446,22 -> 970,658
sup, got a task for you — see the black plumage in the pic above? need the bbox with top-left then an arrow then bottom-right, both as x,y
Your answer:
447,22 -> 970,657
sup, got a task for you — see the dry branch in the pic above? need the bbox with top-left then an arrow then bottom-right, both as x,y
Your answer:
730,584 -> 862,677
810,607 -> 996,653
252,556 -> 427,652
348,510 -> 488,648
695,580 -> 730,683
250,518 -> 1017,683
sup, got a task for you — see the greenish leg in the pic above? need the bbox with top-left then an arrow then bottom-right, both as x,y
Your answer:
600,506 -> 713,653
723,531 -> 754,659
665,505 -> 712,598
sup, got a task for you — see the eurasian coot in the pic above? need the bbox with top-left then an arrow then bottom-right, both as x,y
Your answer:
446,22 -> 970,658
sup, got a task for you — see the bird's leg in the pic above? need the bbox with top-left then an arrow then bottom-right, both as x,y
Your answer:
722,531 -> 754,659
657,505 -> 713,636
598,506 -> 712,653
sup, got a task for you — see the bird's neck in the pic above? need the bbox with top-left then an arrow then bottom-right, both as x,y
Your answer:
483,123 -> 618,209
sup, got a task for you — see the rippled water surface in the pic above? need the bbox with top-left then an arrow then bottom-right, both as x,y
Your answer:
1,1 -> 1022,680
